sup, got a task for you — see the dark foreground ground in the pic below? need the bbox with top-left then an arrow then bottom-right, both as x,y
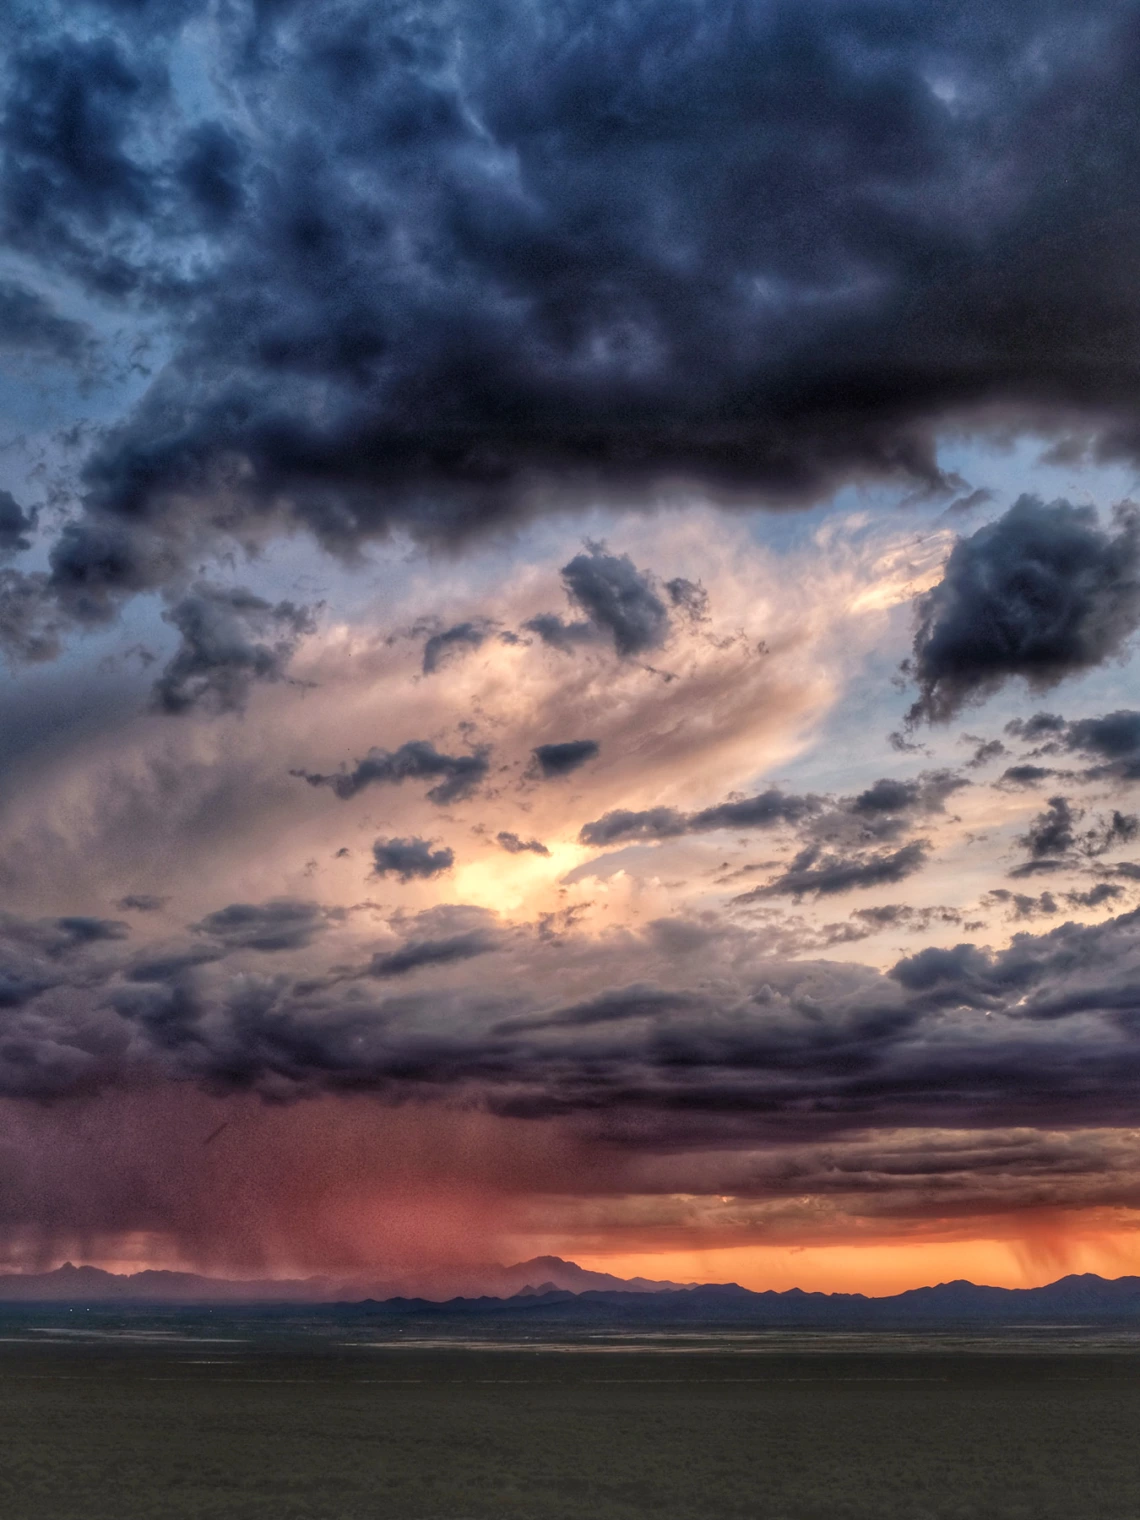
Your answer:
0,1312 -> 1137,1519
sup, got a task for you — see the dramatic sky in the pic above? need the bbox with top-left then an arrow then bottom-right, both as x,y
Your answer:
7,0 -> 1140,1294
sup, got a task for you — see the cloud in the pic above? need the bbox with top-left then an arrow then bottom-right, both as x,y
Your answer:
531,739 -> 600,779
0,569 -> 63,662
369,906 -> 501,978
520,614 -> 598,653
578,772 -> 949,852
906,499 -> 1140,724
849,771 -> 965,818
560,546 -> 670,656
152,584 -> 316,715
192,899 -> 328,953
578,806 -> 688,846
371,837 -> 454,881
965,738 -> 1006,769
1017,796 -> 1078,862
496,831 -> 550,857
580,788 -> 816,846
116,894 -> 168,913
742,840 -> 929,899
998,764 -> 1058,788
1010,795 -> 1138,874
421,622 -> 487,675
8,2 -> 1140,656
0,492 -> 35,559
665,577 -> 709,621
292,740 -> 489,806
0,279 -> 92,362
1017,709 -> 1140,782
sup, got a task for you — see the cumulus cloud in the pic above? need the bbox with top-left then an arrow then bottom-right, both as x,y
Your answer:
116,894 -> 168,913
906,499 -> 1140,724
291,741 -> 489,806
520,614 -> 598,653
153,584 -> 316,715
12,891 -> 1140,1147
421,622 -> 487,676
1017,796 -> 1079,862
496,832 -> 550,857
369,906 -> 502,978
559,546 -> 670,657
7,3 -> 1140,659
580,788 -> 817,846
1011,709 -> 1140,783
0,491 -> 35,559
192,899 -> 328,953
531,739 -> 600,779
371,837 -> 454,881
743,840 -> 929,900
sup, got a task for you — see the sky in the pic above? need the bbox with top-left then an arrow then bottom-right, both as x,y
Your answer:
4,0 -> 1140,1295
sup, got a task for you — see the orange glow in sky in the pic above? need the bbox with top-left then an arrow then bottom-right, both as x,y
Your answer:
575,1230 -> 1140,1296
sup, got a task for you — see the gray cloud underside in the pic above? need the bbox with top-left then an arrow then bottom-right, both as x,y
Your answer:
370,837 -> 455,881
580,788 -> 820,846
291,740 -> 490,806
7,895 -> 1140,1143
906,499 -> 1140,724
580,770 -> 959,849
1004,708 -> 1140,783
9,2 -> 1140,638
532,739 -> 601,779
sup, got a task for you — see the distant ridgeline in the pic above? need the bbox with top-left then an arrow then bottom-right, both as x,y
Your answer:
3,1263 -> 1140,1323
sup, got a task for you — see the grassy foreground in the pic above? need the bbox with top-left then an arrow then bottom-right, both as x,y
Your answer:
0,1329 -> 1135,1519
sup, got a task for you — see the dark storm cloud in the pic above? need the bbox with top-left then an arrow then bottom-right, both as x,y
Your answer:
1067,883 -> 1126,910
520,614 -> 598,653
1018,796 -> 1078,861
99,904 -> 1140,1135
998,764 -> 1058,788
560,547 -> 670,656
578,772 -> 952,850
0,569 -> 62,662
12,4 -> 1140,638
371,837 -> 454,881
1015,709 -> 1140,783
531,739 -> 600,779
192,899 -> 328,953
0,491 -> 35,559
743,840 -> 929,900
421,621 -> 487,675
850,771 -> 965,818
369,907 -> 502,978
1009,794 -> 1138,876
965,738 -> 1006,769
13,891 -> 1140,1136
580,788 -> 817,846
981,889 -> 1059,922
292,740 -> 490,806
905,499 -> 1140,725
152,584 -> 316,715
497,831 -> 550,857
0,279 -> 92,361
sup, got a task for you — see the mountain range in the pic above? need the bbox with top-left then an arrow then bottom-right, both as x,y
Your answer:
0,1256 -> 688,1304
3,1259 -> 1140,1323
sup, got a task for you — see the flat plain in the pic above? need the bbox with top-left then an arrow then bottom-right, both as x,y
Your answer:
0,1314 -> 1136,1519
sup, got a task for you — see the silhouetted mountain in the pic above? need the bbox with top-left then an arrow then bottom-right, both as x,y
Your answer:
347,1273 -> 1140,1326
4,1263 -> 1140,1323
0,1255 -> 690,1304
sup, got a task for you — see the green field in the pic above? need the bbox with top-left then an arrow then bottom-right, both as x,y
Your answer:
0,1320 -> 1136,1519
